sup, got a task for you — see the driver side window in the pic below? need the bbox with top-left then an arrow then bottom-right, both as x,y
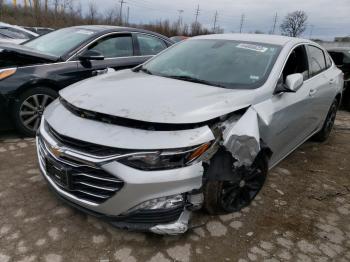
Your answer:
88,34 -> 133,58
282,45 -> 309,83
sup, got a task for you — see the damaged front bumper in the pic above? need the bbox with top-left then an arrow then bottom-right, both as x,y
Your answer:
36,122 -> 204,235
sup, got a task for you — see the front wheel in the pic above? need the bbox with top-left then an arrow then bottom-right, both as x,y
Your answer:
12,87 -> 58,137
203,152 -> 268,215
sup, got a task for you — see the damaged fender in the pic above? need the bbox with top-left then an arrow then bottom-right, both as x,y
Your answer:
222,107 -> 261,167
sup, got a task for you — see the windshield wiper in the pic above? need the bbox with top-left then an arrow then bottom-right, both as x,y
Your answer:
165,75 -> 226,88
132,65 -> 153,75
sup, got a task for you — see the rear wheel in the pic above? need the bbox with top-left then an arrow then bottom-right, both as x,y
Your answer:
203,152 -> 268,215
313,99 -> 339,142
12,87 -> 58,137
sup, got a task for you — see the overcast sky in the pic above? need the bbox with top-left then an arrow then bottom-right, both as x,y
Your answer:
81,0 -> 349,40
8,0 -> 349,40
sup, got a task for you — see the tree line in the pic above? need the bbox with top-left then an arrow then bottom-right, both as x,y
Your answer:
0,0 -> 308,38
0,0 -> 218,37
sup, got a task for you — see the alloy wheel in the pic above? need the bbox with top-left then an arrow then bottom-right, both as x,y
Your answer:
19,94 -> 54,132
219,166 -> 266,212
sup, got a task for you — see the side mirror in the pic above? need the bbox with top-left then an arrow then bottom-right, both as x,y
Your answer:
79,50 -> 104,61
274,73 -> 303,94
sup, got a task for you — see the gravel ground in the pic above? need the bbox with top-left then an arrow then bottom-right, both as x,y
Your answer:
0,111 -> 350,262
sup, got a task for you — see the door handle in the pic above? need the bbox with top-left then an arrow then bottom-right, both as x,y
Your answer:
309,89 -> 317,96
329,78 -> 335,84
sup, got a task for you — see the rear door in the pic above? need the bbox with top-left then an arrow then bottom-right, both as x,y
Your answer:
134,33 -> 169,61
306,45 -> 336,129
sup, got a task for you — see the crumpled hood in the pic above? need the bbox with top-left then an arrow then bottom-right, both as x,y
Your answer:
60,69 -> 262,124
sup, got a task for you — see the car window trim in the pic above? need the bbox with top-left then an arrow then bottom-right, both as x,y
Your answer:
306,44 -> 328,78
278,43 -> 333,87
67,31 -> 169,61
135,32 -> 168,56
278,43 -> 310,82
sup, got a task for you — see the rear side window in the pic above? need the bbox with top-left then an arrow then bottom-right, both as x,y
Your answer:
89,35 -> 133,58
325,53 -> 332,68
307,45 -> 326,77
136,34 -> 167,56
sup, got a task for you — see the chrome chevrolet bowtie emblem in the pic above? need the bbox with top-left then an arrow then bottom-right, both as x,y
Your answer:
49,144 -> 63,158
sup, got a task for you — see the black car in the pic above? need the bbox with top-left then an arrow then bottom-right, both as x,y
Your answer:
0,25 -> 173,136
328,47 -> 350,111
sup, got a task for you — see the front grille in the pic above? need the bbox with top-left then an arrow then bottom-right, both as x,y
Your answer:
38,136 -> 124,204
46,123 -> 133,156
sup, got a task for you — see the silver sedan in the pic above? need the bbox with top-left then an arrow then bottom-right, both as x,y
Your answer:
37,34 -> 343,234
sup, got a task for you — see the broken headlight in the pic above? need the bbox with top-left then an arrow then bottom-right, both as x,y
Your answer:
119,143 -> 211,171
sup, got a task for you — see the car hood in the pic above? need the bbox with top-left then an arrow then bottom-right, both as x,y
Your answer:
60,70 -> 262,124
0,43 -> 59,68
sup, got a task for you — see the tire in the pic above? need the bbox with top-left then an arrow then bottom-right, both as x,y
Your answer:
203,151 -> 269,215
312,99 -> 339,142
12,87 -> 58,137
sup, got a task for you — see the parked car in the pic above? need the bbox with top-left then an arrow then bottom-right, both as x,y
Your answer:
36,34 -> 343,234
328,48 -> 350,110
0,25 -> 173,136
170,36 -> 189,42
0,22 -> 38,44
22,26 -> 54,35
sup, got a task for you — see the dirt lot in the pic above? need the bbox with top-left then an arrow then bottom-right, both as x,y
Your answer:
0,111 -> 350,262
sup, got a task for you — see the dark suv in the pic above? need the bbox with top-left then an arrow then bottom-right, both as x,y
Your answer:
328,48 -> 350,111
0,25 -> 173,136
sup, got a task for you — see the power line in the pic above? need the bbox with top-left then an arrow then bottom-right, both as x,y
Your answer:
213,10 -> 218,32
127,6 -> 130,24
239,13 -> 245,33
178,9 -> 184,25
309,25 -> 314,39
271,12 -> 278,34
194,4 -> 200,23
119,0 -> 126,24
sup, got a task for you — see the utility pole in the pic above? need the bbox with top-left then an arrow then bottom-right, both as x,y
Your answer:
126,6 -> 130,25
177,9 -> 184,26
239,14 -> 245,33
309,25 -> 314,39
119,0 -> 126,24
213,11 -> 218,33
271,12 -> 278,34
194,4 -> 200,23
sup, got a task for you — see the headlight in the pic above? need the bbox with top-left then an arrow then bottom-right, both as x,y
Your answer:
119,142 -> 211,170
0,68 -> 16,80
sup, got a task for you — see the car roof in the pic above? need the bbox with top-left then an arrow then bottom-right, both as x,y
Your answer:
192,33 -> 313,46
327,47 -> 350,52
68,25 -> 173,41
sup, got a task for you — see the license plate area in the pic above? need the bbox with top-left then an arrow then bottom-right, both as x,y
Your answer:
45,158 -> 71,189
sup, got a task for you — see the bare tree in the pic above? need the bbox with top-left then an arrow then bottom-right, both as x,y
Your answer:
87,1 -> 98,24
280,10 -> 308,37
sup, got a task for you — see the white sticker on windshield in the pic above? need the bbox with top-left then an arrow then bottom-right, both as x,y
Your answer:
250,75 -> 260,80
76,30 -> 94,35
237,43 -> 268,52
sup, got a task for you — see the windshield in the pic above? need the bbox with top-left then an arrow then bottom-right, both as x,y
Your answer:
143,39 -> 281,89
23,27 -> 97,57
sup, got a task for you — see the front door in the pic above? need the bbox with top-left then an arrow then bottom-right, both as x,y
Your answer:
76,33 -> 144,80
256,45 -> 316,166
